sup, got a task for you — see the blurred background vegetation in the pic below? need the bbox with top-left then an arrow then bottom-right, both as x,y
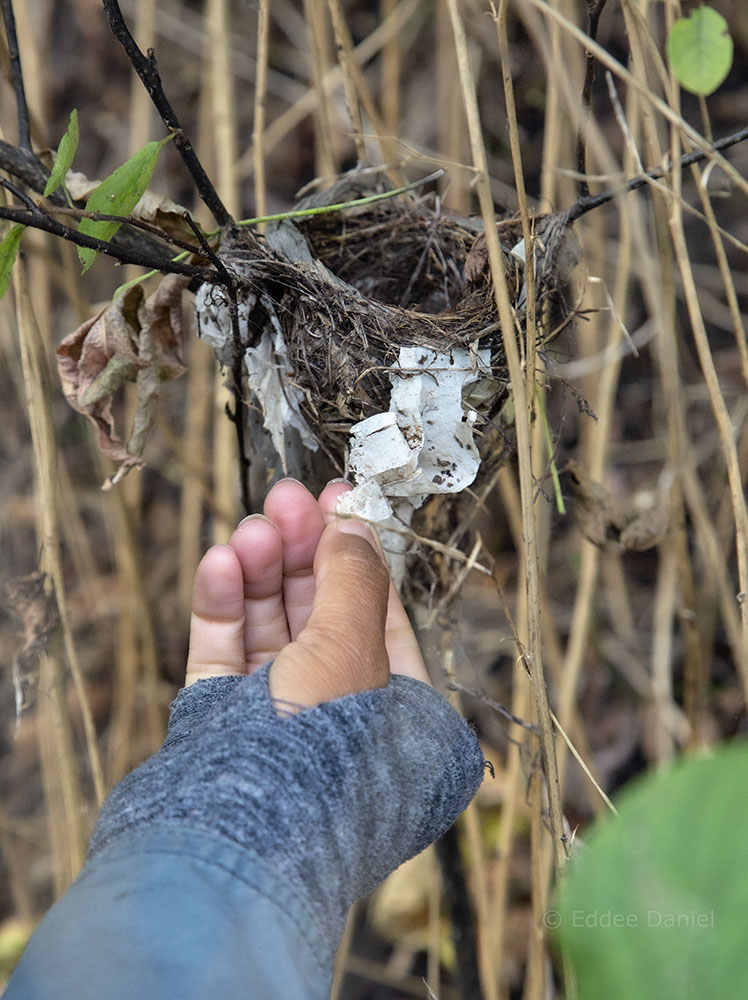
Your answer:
1,1 -> 747,997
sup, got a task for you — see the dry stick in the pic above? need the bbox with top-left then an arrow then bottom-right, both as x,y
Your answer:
253,0 -> 270,225
380,0 -> 400,147
436,3 -> 470,214
668,209 -> 748,659
575,0 -> 608,199
491,469 -> 532,1000
443,643 -> 500,1000
326,0 -> 367,163
0,202 -> 216,280
620,2 -> 699,758
14,260 -> 106,806
101,0 -> 231,228
128,0 -> 156,155
621,1 -> 748,707
691,165 -> 748,393
426,845 -> 442,996
237,0 -> 419,177
1,0 -> 31,150
555,62 -> 640,794
494,8 -> 554,995
447,0 -> 566,881
302,0 -> 338,178
659,15 -> 748,682
325,0 -> 397,175
526,0 -> 748,204
205,0 -> 244,533
108,0 -> 159,787
12,263 -> 99,876
538,0 -> 569,210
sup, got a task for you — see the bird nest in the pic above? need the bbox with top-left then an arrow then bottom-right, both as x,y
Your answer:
198,173 -> 581,475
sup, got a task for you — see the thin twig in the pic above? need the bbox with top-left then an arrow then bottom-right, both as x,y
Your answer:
46,205 -> 204,257
568,123 -> 748,224
0,202 -> 221,283
101,0 -> 231,228
576,0 -> 608,199
1,0 -> 32,151
448,681 -> 542,735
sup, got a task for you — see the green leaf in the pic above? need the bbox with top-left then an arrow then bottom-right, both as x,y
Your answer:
666,7 -> 733,96
556,741 -> 748,999
0,224 -> 25,300
77,133 -> 174,273
43,109 -> 79,197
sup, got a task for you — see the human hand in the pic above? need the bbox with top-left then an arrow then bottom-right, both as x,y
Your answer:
185,478 -> 429,708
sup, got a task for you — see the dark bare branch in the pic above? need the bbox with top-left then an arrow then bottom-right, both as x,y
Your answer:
568,123 -> 748,224
101,0 -> 232,229
576,0 -> 609,199
1,0 -> 31,151
0,202 -> 222,284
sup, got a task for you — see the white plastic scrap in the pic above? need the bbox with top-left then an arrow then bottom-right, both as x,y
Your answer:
195,280 -> 318,471
245,328 -> 319,471
338,345 -> 491,523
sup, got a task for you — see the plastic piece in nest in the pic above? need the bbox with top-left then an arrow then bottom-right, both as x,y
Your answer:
245,329 -> 318,471
339,345 -> 491,522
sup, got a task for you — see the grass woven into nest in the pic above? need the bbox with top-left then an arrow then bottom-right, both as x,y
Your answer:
219,175 -> 579,463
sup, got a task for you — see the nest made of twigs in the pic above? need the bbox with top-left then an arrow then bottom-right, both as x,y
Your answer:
217,173 -> 579,464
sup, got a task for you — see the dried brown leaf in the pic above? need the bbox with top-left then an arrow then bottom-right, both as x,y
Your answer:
5,572 -> 58,674
565,461 -> 670,552
56,274 -> 191,484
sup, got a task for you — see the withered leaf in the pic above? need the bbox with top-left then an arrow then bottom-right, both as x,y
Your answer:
5,572 -> 58,674
565,461 -> 670,553
56,273 -> 191,485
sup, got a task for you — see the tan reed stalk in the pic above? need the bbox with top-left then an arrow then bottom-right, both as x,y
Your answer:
380,0 -> 401,148
326,0 -> 367,162
177,337 -> 214,615
492,454 -> 532,1000
325,0 -> 394,171
446,0 -> 566,895
444,642 -> 501,1000
12,261 -> 91,882
436,2 -> 470,213
252,0 -> 270,226
526,0 -> 748,199
206,0 -> 240,535
106,483 -> 165,782
426,845 -> 441,996
237,0 -> 420,178
303,0 -> 338,178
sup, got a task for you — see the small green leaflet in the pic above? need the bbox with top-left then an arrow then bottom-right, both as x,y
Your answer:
44,109 -> 79,198
78,133 -> 175,273
666,7 -> 733,97
0,224 -> 25,301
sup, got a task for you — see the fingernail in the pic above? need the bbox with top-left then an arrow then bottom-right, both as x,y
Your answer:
237,512 -> 270,528
327,477 -> 351,486
336,515 -> 369,536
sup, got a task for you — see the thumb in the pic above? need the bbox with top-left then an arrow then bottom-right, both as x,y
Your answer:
268,520 -> 391,711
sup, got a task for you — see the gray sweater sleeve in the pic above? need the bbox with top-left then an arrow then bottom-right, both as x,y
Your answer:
7,664 -> 485,999
89,663 -> 484,956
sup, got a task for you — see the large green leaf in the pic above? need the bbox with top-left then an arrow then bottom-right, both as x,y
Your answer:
43,109 -> 79,197
666,7 -> 733,96
77,134 -> 174,273
0,224 -> 25,301
555,741 -> 748,999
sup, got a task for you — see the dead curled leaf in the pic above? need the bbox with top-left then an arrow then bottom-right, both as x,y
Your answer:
5,572 -> 58,675
565,460 -> 671,553
56,273 -> 191,486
